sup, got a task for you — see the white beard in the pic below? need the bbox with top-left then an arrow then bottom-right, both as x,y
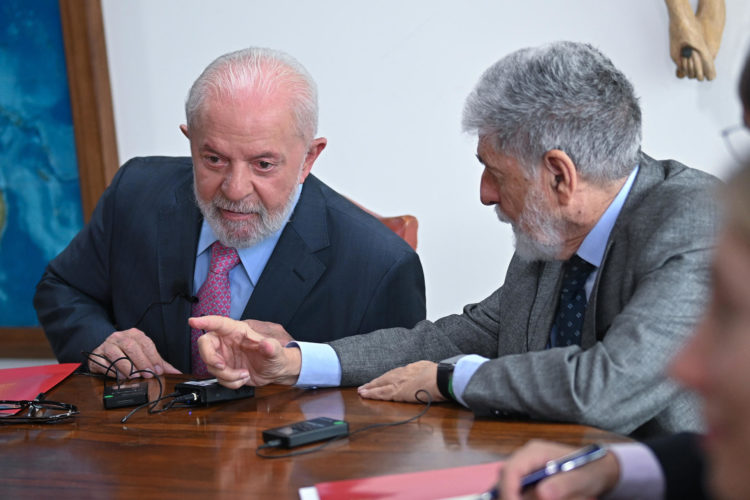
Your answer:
495,181 -> 564,262
194,180 -> 299,249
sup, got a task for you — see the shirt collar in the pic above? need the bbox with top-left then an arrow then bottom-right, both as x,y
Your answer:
576,165 -> 639,267
196,184 -> 303,285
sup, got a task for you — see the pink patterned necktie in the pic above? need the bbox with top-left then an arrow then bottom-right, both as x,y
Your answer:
190,241 -> 240,378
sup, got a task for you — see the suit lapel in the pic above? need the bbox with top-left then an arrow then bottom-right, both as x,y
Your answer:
242,176 -> 329,326
156,176 -> 201,372
582,243 -> 608,347
527,260 -> 564,350
587,154 -> 665,346
609,154 -> 663,237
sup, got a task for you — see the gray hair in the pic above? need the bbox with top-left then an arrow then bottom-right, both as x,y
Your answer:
185,47 -> 318,141
462,41 -> 642,184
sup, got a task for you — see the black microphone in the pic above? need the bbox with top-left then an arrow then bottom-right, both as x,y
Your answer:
172,282 -> 199,305
181,294 -> 199,304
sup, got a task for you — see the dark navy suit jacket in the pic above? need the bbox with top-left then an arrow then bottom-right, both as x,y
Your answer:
647,432 -> 708,500
34,157 -> 426,373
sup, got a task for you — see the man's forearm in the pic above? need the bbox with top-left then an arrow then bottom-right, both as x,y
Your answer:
34,271 -> 116,363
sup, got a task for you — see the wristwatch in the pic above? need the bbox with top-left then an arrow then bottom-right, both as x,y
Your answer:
436,361 -> 456,401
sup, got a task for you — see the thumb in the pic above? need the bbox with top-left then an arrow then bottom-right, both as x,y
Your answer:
257,338 -> 282,358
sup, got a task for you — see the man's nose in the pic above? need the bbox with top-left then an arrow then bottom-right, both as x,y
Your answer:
480,169 -> 499,206
221,164 -> 254,201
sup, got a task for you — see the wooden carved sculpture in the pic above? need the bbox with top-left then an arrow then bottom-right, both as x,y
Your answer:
665,0 -> 726,81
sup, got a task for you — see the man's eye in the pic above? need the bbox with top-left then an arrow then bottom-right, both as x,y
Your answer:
204,155 -> 223,165
258,161 -> 273,170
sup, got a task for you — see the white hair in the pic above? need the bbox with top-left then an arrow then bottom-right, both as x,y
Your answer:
463,41 -> 642,184
185,47 -> 318,141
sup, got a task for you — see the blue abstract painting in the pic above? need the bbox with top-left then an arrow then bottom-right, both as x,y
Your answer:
0,0 -> 83,326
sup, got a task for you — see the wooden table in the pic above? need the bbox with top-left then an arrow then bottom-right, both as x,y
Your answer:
0,374 -> 628,499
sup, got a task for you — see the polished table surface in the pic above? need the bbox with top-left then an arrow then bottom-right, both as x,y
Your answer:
0,373 -> 629,499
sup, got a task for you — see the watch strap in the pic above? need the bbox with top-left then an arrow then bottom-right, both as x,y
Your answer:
436,362 -> 455,401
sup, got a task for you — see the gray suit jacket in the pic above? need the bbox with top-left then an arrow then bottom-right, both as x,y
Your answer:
329,154 -> 720,437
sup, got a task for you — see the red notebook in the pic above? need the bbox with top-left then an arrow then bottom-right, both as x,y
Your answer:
301,460 -> 503,500
0,363 -> 79,401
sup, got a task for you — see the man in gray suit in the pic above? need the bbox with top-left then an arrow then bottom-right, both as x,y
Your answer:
190,42 -> 720,438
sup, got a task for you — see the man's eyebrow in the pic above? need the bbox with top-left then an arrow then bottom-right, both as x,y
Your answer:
251,151 -> 283,160
198,142 -> 222,155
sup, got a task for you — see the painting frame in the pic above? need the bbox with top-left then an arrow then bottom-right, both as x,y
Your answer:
0,0 -> 118,358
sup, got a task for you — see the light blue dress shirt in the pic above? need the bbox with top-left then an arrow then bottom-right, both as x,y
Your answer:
292,166 -> 640,395
605,442 -> 665,499
193,185 -> 302,318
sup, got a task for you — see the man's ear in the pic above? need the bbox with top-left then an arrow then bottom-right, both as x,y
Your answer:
299,137 -> 327,183
542,149 -> 577,206
179,124 -> 189,139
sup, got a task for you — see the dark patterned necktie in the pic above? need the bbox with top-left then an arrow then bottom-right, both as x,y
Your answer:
553,255 -> 596,347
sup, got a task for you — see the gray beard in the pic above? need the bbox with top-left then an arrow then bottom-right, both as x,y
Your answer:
194,182 -> 299,249
495,183 -> 564,262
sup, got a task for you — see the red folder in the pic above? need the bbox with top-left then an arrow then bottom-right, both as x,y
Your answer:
0,363 -> 79,401
308,460 -> 503,500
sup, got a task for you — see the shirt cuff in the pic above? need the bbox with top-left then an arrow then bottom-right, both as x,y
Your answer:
603,443 -> 665,500
451,354 -> 490,407
288,341 -> 342,388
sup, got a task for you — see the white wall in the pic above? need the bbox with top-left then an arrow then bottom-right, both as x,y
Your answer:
101,0 -> 750,320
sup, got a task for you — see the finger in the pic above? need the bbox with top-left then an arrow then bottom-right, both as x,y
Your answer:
95,344 -> 137,379
692,53 -> 704,81
88,347 -> 122,376
245,336 -> 283,356
499,463 -> 525,500
197,332 -> 229,370
499,441 -> 575,500
197,332 -> 254,383
366,364 -> 410,386
500,459 -> 545,499
246,320 -> 294,344
534,467 -> 600,500
212,371 -> 252,389
357,377 -> 390,394
705,64 -> 716,81
357,385 -> 393,401
682,55 -> 692,78
190,315 -> 260,340
123,328 -> 175,376
160,359 -> 182,375
111,331 -> 164,378
698,52 -> 716,80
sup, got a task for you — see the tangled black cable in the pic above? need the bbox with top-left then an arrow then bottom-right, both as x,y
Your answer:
81,351 -> 175,423
255,389 -> 433,459
119,391 -> 200,423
